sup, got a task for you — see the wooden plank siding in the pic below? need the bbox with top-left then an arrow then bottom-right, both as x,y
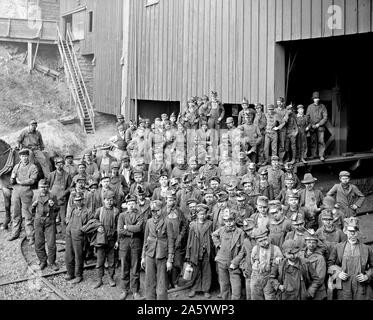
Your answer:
125,0 -> 373,114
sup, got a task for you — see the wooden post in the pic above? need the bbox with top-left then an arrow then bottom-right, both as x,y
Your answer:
27,42 -> 33,73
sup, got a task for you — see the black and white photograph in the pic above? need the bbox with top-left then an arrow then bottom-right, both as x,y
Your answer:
0,0 -> 373,307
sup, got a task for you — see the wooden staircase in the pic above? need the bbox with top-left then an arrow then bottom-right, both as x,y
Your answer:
56,27 -> 95,134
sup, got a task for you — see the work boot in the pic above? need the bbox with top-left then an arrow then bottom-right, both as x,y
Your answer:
7,235 -> 19,241
119,290 -> 128,300
65,274 -> 74,281
39,261 -> 47,270
93,278 -> 103,289
188,290 -> 196,298
108,276 -> 116,287
71,277 -> 83,284
50,263 -> 60,272
204,292 -> 211,299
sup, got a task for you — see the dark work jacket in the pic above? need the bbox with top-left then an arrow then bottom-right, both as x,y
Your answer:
142,216 -> 175,261
185,220 -> 213,266
117,208 -> 144,246
271,257 -> 321,300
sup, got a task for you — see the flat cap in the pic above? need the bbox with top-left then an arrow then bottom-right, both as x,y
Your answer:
226,117 -> 234,124
125,194 -> 137,203
252,227 -> 269,240
150,200 -> 163,211
103,190 -> 115,200
74,193 -> 84,201
19,148 -> 30,156
54,157 -> 65,165
110,161 -> 120,169
30,119 -> 37,125
339,171 -> 350,177
257,196 -> 269,206
282,239 -> 300,254
196,204 -> 209,212
75,174 -> 86,182
271,155 -> 279,161
38,179 -> 49,187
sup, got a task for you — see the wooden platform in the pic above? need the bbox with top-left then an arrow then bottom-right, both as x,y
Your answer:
296,152 -> 373,168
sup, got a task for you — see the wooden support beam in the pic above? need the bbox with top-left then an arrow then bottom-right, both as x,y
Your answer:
6,18 -> 11,37
27,42 -> 33,73
32,40 -> 40,69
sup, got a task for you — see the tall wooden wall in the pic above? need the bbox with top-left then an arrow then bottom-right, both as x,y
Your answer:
126,0 -> 373,115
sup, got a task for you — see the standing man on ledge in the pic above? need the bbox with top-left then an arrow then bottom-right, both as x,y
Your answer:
306,92 -> 328,161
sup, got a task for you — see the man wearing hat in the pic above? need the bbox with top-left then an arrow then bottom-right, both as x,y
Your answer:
206,90 -> 225,130
315,210 -> 347,259
212,209 -> 245,300
109,161 -> 128,210
64,154 -> 77,177
97,144 -> 117,176
295,104 -> 309,164
151,169 -> 170,205
283,104 -> 298,164
327,220 -> 373,300
110,122 -> 128,162
256,168 -> 275,200
271,239 -> 321,300
299,173 -> 324,228
306,91 -> 328,161
250,227 -> 283,300
92,190 -> 120,289
47,157 -> 72,238
117,195 -> 144,300
268,200 -> 292,248
275,97 -> 290,163
65,192 -> 90,284
241,110 -> 263,163
83,152 -> 100,184
299,232 -> 327,300
326,171 -> 365,219
263,104 -> 281,165
211,191 -> 230,231
238,97 -> 250,125
164,192 -> 188,288
254,103 -> 267,163
8,148 -> 38,243
267,155 -> 285,198
230,218 -> 256,299
283,190 -> 306,223
17,119 -> 50,177
141,200 -> 175,300
185,203 -> 213,298
32,179 -> 59,271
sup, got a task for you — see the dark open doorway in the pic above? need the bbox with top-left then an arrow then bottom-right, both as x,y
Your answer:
284,33 -> 373,154
137,100 -> 180,123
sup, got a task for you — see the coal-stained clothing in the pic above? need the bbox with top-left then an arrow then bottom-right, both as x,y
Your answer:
315,227 -> 347,259
65,207 -> 90,278
296,114 -> 309,159
307,103 -> 328,158
256,181 -> 275,200
17,129 -> 45,151
118,208 -> 144,293
327,241 -> 373,300
299,249 -> 327,300
326,183 -> 365,218
267,167 -> 284,198
10,161 -> 38,240
270,257 -> 321,300
269,217 -> 292,248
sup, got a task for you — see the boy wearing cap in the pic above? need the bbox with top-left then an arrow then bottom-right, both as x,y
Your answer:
117,195 -> 144,300
231,218 -> 256,299
164,193 -> 187,287
186,156 -> 200,182
176,173 -> 195,214
47,157 -> 72,237
185,204 -> 213,298
8,148 -> 38,243
326,171 -> 365,218
276,176 -> 298,205
238,98 -> 250,125
283,191 -> 306,223
315,210 -> 347,259
32,179 -> 59,271
284,105 -> 298,164
242,162 -> 260,187
268,200 -> 292,248
267,156 -> 284,198
130,170 -> 153,198
65,193 -> 90,283
206,91 -> 225,130
211,191 -> 230,231
327,221 -> 373,300
250,228 -> 283,300
212,210 -> 245,300
284,215 -> 309,249
271,239 -> 321,300
151,170 -> 170,205
83,153 -> 100,182
236,192 -> 254,229
281,162 -> 301,189
141,200 -> 175,300
263,105 -> 282,165
241,111 -> 263,163
66,174 -> 89,222
253,103 -> 267,163
199,154 -> 220,182
70,161 -> 88,189
109,161 -> 128,208
17,120 -> 50,177
256,169 -> 275,200
298,233 -> 327,300
120,153 -> 134,187
64,154 -> 77,177
275,97 -> 290,163
306,92 -> 328,161
93,190 -> 120,289
295,105 -> 309,164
